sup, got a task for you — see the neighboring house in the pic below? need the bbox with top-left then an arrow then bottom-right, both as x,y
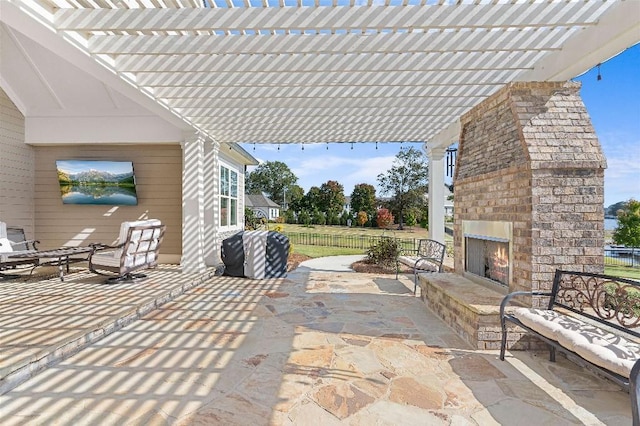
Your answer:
245,194 -> 281,221
342,196 -> 351,214
444,185 -> 454,218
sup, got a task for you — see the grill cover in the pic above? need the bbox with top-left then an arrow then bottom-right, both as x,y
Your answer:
221,231 -> 289,278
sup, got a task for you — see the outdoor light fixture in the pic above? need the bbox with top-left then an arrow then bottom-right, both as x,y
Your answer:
351,142 -> 354,150
597,63 -> 602,81
301,143 -> 304,151
375,141 -> 378,150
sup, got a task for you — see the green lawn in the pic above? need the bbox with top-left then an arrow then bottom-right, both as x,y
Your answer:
293,244 -> 363,258
605,265 -> 640,281
277,223 -> 431,238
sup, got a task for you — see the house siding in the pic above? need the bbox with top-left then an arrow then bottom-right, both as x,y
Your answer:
0,88 -> 35,238
34,145 -> 182,262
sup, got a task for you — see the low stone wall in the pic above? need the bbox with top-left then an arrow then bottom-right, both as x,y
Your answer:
418,273 -> 541,350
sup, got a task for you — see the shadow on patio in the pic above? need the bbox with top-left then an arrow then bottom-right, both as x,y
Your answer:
0,264 -> 633,424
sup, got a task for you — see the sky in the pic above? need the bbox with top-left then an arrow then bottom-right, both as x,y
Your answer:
242,44 -> 640,208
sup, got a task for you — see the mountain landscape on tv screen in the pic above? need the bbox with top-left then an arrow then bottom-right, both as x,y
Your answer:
58,169 -> 134,185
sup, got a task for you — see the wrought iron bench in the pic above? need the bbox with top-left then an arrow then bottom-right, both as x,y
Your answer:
396,238 -> 446,294
500,269 -> 640,425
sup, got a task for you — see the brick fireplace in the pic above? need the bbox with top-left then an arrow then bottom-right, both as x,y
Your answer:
454,81 -> 606,300
419,81 -> 607,349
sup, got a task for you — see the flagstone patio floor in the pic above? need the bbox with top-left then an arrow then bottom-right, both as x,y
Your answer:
0,259 -> 633,425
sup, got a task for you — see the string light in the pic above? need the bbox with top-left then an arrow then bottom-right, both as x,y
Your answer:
597,63 -> 602,81
277,143 -> 280,151
375,141 -> 378,150
326,142 -> 329,150
253,143 -> 256,151
351,142 -> 354,150
301,143 -> 304,151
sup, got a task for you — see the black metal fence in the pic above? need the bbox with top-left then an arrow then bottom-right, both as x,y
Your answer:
284,231 -> 637,269
605,247 -> 640,268
283,232 -> 420,253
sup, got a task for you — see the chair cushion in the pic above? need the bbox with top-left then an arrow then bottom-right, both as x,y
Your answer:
115,219 -> 162,260
91,251 -> 120,267
0,238 -> 14,253
513,308 -> 640,378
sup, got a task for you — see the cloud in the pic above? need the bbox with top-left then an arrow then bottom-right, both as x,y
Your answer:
293,154 -> 396,194
598,132 -> 640,205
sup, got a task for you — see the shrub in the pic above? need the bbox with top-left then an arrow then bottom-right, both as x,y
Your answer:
328,212 -> 341,226
313,210 -> 326,225
404,211 -> 417,227
366,237 -> 400,269
245,208 -> 260,230
284,209 -> 296,224
298,210 -> 311,225
340,211 -> 352,226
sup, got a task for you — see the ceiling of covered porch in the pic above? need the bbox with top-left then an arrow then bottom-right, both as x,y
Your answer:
0,0 -> 638,149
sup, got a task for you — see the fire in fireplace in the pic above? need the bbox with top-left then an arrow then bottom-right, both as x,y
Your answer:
465,237 -> 510,287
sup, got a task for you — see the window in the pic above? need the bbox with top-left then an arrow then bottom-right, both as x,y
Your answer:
220,165 -> 238,227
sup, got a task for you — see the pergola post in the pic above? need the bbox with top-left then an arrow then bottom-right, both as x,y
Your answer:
426,144 -> 446,244
203,139 -> 221,266
181,132 -> 207,273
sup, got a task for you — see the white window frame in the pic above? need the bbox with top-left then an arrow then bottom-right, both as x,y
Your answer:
219,162 -> 240,230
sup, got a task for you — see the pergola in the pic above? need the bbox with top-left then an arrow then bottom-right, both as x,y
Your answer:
1,0 -> 639,264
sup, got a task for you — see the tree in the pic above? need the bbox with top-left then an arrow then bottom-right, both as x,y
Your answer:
285,184 -> 305,212
377,146 -> 429,230
357,211 -> 368,227
319,180 -> 346,217
246,161 -> 298,207
301,186 -> 322,212
613,199 -> 640,247
376,208 -> 394,229
350,183 -> 377,220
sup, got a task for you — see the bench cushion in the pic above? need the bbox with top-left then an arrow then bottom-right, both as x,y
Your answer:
397,255 -> 439,272
513,308 -> 640,378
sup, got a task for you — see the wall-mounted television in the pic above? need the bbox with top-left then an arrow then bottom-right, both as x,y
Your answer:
56,160 -> 138,205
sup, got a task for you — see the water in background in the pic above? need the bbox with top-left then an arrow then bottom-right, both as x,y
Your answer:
605,218 -> 618,231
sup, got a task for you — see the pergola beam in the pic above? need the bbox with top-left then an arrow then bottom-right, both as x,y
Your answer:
93,28 -> 570,56
166,95 -> 485,109
118,50 -> 539,77
54,3 -> 604,32
151,83 -> 499,100
190,113 -> 459,126
135,68 -> 525,88
181,105 -> 461,117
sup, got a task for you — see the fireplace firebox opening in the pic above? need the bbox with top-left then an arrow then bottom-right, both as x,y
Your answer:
465,237 -> 510,287
462,220 -> 513,289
